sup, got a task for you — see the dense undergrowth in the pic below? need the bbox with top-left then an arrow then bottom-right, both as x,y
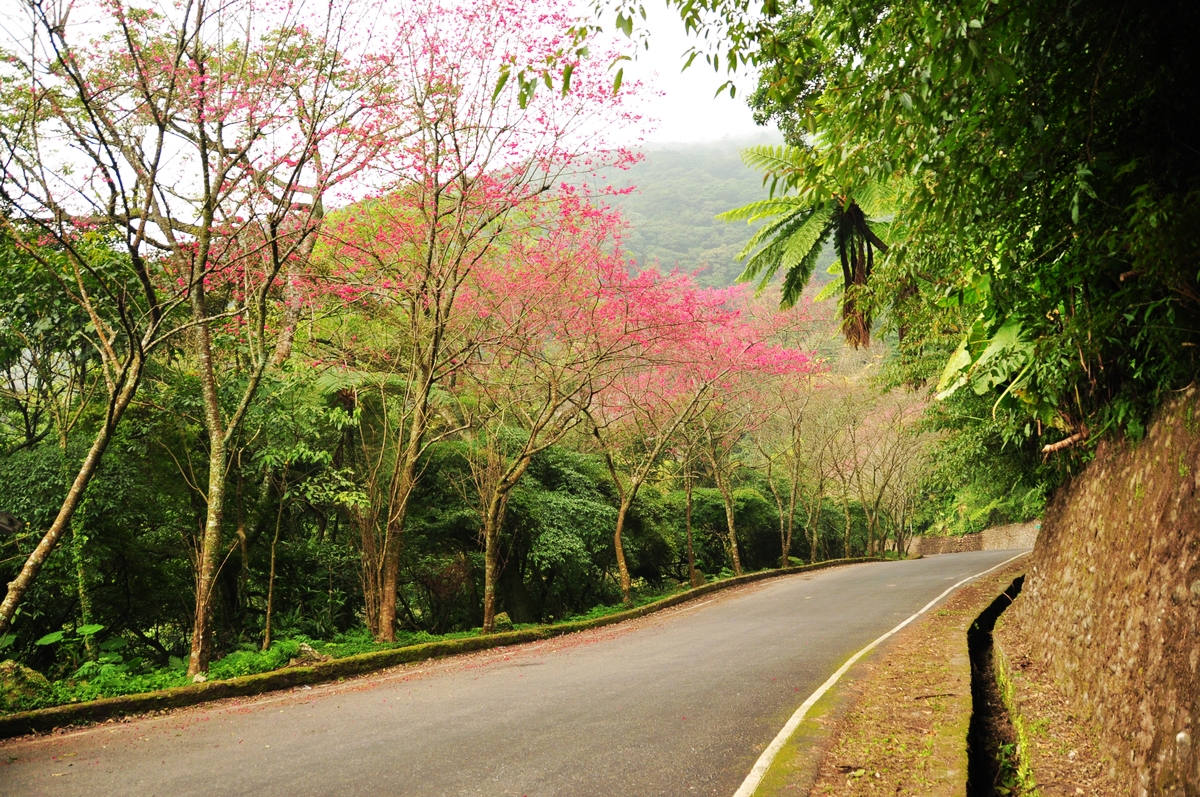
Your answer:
0,574 -> 728,713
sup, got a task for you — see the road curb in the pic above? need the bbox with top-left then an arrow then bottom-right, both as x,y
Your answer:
0,556 -> 884,738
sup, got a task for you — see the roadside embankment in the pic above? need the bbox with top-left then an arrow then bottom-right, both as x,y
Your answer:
0,556 -> 881,739
1010,386 -> 1200,795
750,556 -> 1029,797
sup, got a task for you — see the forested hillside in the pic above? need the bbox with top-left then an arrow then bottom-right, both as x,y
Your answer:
605,137 -> 836,287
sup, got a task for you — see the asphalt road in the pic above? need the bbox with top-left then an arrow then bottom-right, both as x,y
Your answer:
0,550 -> 1025,797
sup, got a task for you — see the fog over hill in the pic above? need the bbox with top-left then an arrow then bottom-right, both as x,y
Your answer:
601,135 -> 837,289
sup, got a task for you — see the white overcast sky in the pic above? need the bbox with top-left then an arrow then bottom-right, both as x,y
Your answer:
615,2 -> 779,144
0,0 -> 773,146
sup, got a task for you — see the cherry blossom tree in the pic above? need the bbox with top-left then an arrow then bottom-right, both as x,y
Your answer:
317,0 -> 643,641
588,284 -> 816,601
590,361 -> 718,604
459,197 -> 700,632
755,376 -> 859,565
692,299 -> 814,575
754,379 -> 811,568
845,395 -> 926,556
585,279 -> 734,604
0,0 -> 398,669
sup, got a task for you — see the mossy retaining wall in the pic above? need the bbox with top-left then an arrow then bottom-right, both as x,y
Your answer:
1011,387 -> 1200,795
907,522 -> 1040,557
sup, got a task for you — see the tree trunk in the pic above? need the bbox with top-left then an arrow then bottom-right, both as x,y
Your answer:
374,440 -> 421,641
189,315 -> 228,677
271,192 -> 323,367
784,483 -> 797,568
614,499 -> 633,604
483,529 -> 498,633
842,498 -> 853,558
714,473 -> 743,576
71,522 -> 95,660
262,477 -> 287,651
356,507 -> 383,638
375,512 -> 406,642
764,463 -> 787,569
840,229 -> 871,348
372,362 -> 433,642
782,499 -> 792,566
808,494 -> 822,563
480,492 -> 508,634
189,431 -> 226,676
685,467 -> 700,587
600,449 -> 638,606
0,356 -> 143,637
62,434 -> 94,659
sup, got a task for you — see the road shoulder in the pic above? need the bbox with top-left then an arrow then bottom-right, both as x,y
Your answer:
753,557 -> 1030,796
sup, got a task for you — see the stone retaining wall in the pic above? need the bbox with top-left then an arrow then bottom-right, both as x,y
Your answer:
1008,388 -> 1200,795
906,521 -> 1040,557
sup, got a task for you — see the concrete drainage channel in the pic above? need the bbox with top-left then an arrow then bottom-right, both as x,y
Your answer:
966,575 -> 1026,796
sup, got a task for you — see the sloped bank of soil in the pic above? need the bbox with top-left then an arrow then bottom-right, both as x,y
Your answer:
1010,386 -> 1200,795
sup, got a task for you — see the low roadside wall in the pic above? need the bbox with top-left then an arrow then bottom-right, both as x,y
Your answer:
906,521 -> 1040,557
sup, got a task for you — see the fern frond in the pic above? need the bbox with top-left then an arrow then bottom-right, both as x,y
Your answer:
866,219 -> 893,245
735,205 -> 812,261
716,197 -> 807,224
737,236 -> 791,288
739,144 -> 807,177
812,278 -> 844,303
779,240 -> 826,308
778,202 -> 834,271
314,369 -> 407,395
738,206 -> 833,297
850,180 -> 897,218
736,208 -> 816,281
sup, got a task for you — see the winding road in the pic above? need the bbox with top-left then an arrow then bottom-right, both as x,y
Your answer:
0,549 -> 1025,797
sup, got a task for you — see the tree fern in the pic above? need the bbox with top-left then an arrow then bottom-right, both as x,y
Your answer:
721,144 -> 896,346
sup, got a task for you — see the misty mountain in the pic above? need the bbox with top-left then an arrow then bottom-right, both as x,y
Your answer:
602,136 -> 836,289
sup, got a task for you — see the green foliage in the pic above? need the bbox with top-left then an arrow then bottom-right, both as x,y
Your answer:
741,0 -> 1200,446
918,392 -> 1050,536
207,640 -> 303,680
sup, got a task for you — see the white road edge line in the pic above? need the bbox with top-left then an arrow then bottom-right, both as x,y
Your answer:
731,551 -> 1032,797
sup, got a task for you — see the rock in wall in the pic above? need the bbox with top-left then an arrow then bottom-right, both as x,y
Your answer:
1011,387 -> 1200,796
